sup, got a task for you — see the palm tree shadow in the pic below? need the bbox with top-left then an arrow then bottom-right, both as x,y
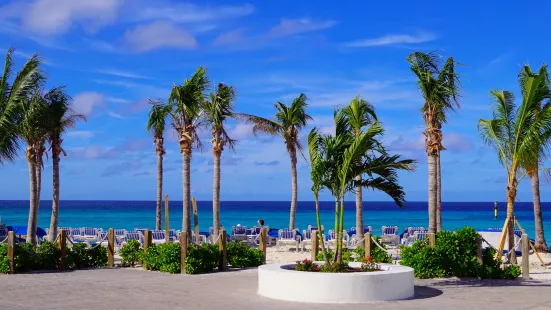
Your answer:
410,285 -> 443,300
429,278 -> 551,288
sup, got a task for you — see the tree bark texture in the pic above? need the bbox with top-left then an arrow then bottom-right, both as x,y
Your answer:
156,151 -> 163,230
427,154 -> 437,234
26,158 -> 38,245
212,152 -> 221,239
182,152 -> 191,237
289,148 -> 298,230
506,177 -> 517,264
48,145 -> 61,242
531,171 -> 549,252
436,152 -> 442,232
355,176 -> 364,247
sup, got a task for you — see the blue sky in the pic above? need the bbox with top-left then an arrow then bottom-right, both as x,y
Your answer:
1,0 -> 551,202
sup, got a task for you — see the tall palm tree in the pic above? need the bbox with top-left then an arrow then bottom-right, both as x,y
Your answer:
203,83 -> 236,238
147,100 -> 171,230
44,87 -> 86,241
478,65 -> 551,263
21,90 -> 47,245
341,95 -> 377,246
0,48 -> 43,165
168,66 -> 209,237
407,51 -> 462,233
238,93 -> 312,229
308,109 -> 415,263
518,65 -> 550,252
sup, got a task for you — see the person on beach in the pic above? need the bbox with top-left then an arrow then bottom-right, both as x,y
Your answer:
258,219 -> 265,228
494,201 -> 498,219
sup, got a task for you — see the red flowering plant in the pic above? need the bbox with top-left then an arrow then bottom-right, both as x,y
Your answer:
360,256 -> 380,272
295,259 -> 320,272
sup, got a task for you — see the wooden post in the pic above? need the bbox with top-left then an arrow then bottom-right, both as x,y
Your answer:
193,197 -> 199,244
364,232 -> 372,258
59,229 -> 67,271
164,194 -> 170,243
180,231 -> 188,274
143,229 -> 152,270
311,230 -> 318,261
7,231 -> 15,274
219,229 -> 227,270
259,229 -> 267,264
522,234 -> 529,280
428,233 -> 436,248
476,234 -> 483,264
107,228 -> 115,268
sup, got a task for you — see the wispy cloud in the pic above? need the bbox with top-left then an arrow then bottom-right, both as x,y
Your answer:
127,2 -> 254,24
107,111 -> 125,119
269,18 -> 337,37
344,31 -> 436,47
72,92 -> 106,116
94,68 -> 150,79
123,21 -> 197,52
66,131 -> 95,139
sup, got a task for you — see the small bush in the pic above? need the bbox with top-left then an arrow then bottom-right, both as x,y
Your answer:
295,259 -> 320,272
66,243 -> 107,269
141,243 -> 182,274
142,244 -> 161,271
120,240 -> 142,267
360,256 -> 380,272
36,242 -> 60,270
88,245 -> 107,267
184,243 -> 220,274
320,262 -> 347,273
0,244 -> 9,274
227,242 -> 264,268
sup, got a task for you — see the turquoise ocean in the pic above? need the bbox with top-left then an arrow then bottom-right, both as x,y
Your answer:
1,200 -> 549,241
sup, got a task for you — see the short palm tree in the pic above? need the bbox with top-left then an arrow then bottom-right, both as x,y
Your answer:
238,93 -> 312,229
44,87 -> 86,242
203,83 -> 236,238
407,51 -> 462,233
21,90 -> 47,245
168,66 -> 209,237
341,95 -> 377,245
478,64 -> 551,263
0,48 -> 43,164
147,100 -> 171,230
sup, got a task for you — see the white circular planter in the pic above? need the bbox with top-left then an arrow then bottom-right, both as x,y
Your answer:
258,262 -> 414,303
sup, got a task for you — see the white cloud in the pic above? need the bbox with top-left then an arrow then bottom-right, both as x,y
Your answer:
73,92 -> 106,116
94,68 -> 150,79
107,111 -> 125,119
66,131 -> 95,139
123,21 -> 197,52
212,29 -> 247,47
443,132 -> 473,152
269,18 -> 337,37
128,2 -> 254,23
344,32 -> 436,47
1,0 -> 121,36
230,123 -> 254,140
107,97 -> 131,104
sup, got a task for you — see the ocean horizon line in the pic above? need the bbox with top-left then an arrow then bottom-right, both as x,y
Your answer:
0,199 -> 532,203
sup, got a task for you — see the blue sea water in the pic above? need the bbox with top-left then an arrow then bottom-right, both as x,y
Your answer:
1,200 -> 550,239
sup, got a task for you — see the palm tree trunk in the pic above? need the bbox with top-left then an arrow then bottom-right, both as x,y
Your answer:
289,148 -> 298,230
212,151 -> 221,239
33,160 -> 41,235
26,158 -> 38,244
506,176 -> 517,264
355,176 -> 363,247
436,152 -> 442,232
315,194 -> 329,265
155,151 -> 163,230
427,154 -> 437,234
182,152 -> 191,238
531,171 -> 549,252
48,149 -> 60,242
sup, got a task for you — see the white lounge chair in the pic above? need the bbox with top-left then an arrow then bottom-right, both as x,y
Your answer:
114,229 -> 127,241
81,227 -> 102,240
412,230 -> 429,242
381,226 -> 399,246
403,227 -> 426,244
276,229 -> 299,252
190,231 -> 208,244
121,232 -> 144,246
349,226 -> 372,247
327,230 -> 350,251
151,230 -> 166,244
300,229 -> 325,252
231,225 -> 248,242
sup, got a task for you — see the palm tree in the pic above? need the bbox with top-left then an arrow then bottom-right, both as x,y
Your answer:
168,66 -> 209,237
0,48 -> 43,165
518,65 -> 550,252
478,65 -> 551,263
147,100 -> 171,230
238,93 -> 312,229
21,90 -> 47,245
341,95 -> 377,246
308,109 -> 415,263
44,87 -> 86,241
203,83 -> 236,238
407,51 -> 462,233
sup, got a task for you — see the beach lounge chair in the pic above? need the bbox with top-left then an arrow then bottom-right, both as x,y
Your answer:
151,231 -> 166,244
231,225 -> 248,242
134,228 -> 147,235
300,229 -> 325,252
247,226 -> 272,246
276,229 -> 299,252
121,232 -> 144,246
307,225 -> 324,234
412,230 -> 429,242
349,226 -> 372,247
114,229 -> 127,241
190,231 -> 208,244
381,226 -> 399,246
403,227 -> 426,244
327,230 -> 350,251
81,228 -> 102,240
0,227 -> 8,242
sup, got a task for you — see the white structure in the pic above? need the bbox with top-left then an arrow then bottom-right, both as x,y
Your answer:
258,262 -> 414,303
478,230 -> 522,252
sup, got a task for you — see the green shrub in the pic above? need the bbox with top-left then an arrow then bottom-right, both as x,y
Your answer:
142,244 -> 161,271
67,243 -> 107,269
295,259 -> 320,272
227,242 -> 264,268
88,245 -> 107,267
184,243 -> 220,274
320,262 -> 348,273
15,243 -> 38,272
120,240 -> 142,267
316,249 -> 352,263
36,242 -> 60,270
0,244 -> 9,274
352,237 -> 393,264
400,227 -> 521,279
142,243 -> 182,274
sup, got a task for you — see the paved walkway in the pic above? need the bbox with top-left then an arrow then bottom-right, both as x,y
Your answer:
1,268 -> 551,310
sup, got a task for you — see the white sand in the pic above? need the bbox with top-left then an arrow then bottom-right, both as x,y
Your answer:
517,252 -> 551,280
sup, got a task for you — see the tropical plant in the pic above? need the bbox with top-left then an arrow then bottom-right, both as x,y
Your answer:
478,64 -> 551,262
203,82 -> 236,238
407,51 -> 462,233
307,108 -> 415,265
237,93 -> 312,229
146,100 -> 171,230
168,66 -> 209,237
43,87 -> 86,242
341,95 -> 377,246
0,48 -> 43,165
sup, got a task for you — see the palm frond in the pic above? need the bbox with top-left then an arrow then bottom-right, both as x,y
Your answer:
234,113 -> 282,136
